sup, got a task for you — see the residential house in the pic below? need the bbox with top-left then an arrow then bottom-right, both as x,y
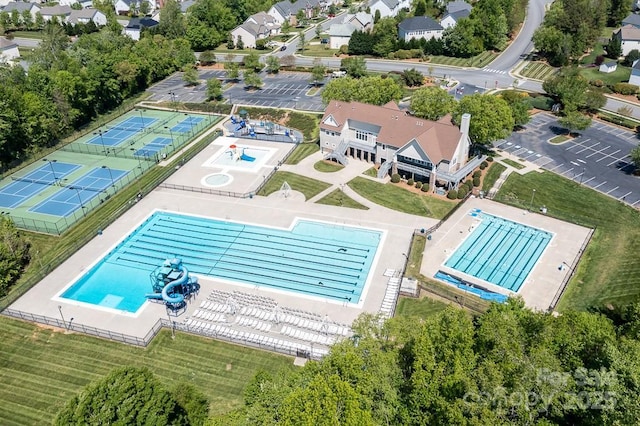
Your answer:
328,23 -> 356,49
0,37 -> 19,63
446,0 -> 472,14
40,5 -> 72,22
328,12 -> 373,49
614,25 -> 640,56
440,8 -> 470,29
67,9 -> 107,26
1,2 -> 41,21
398,16 -> 443,42
230,12 -> 280,49
369,0 -> 411,19
622,13 -> 640,28
629,59 -> 640,86
599,61 -> 617,73
124,17 -> 158,40
321,100 -> 476,189
268,0 -> 326,26
115,0 -> 137,15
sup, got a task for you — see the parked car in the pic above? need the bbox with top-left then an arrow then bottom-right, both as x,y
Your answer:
280,45 -> 287,51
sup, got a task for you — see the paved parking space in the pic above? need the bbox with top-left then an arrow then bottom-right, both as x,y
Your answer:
147,70 -> 325,112
495,113 -> 640,207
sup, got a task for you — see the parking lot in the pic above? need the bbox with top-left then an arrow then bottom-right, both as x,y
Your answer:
148,70 -> 325,112
495,113 -> 640,207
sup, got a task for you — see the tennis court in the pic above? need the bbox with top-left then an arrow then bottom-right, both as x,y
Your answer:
172,116 -> 204,133
29,167 -> 129,217
88,117 -> 158,147
0,162 -> 80,209
134,137 -> 173,158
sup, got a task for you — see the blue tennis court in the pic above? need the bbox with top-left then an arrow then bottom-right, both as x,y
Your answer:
0,162 -> 80,209
133,137 -> 173,157
29,167 -> 129,217
171,116 -> 204,133
87,117 -> 158,147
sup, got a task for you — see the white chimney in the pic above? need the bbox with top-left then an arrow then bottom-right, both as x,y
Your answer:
460,113 -> 471,137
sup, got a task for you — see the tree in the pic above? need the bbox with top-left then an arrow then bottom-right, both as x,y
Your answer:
414,0 -> 427,16
443,19 -> 482,58
453,94 -> 514,144
410,87 -> 455,120
198,50 -> 216,65
282,20 -> 291,37
224,61 -> 240,81
280,54 -> 296,68
372,17 -> 397,57
139,0 -> 151,16
542,67 -> 589,113
206,78 -> 222,100
321,76 -> 402,105
158,0 -> 186,39
583,88 -> 607,113
532,26 -> 571,66
340,56 -> 367,78
348,30 -> 375,55
315,23 -> 322,40
299,32 -> 305,54
631,146 -> 640,168
182,66 -> 199,86
623,49 -> 640,66
266,55 -> 280,73
374,9 -> 381,24
34,12 -> 44,30
236,35 -> 244,50
310,62 -> 326,86
243,70 -> 263,89
170,382 -> 209,426
243,51 -> 262,71
0,216 -> 30,297
54,367 -> 189,425
498,90 -> 531,128
558,110 -> 592,135
401,68 -> 423,87
606,36 -> 622,59
21,10 -> 33,31
226,35 -> 235,49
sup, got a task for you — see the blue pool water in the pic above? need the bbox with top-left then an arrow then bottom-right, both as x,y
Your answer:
444,212 -> 552,292
61,212 -> 382,312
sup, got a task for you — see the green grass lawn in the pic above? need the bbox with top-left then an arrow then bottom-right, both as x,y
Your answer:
580,43 -> 605,65
313,160 -> 344,172
284,142 -> 319,165
363,167 -> 378,177
549,135 -> 571,144
0,317 -> 293,425
501,158 -> 526,169
8,30 -> 44,39
315,189 -> 368,209
482,162 -> 507,192
494,171 -> 640,311
396,296 -> 449,318
519,62 -> 558,81
301,43 -> 339,57
257,171 -> 331,200
347,177 -> 456,219
580,65 -> 631,85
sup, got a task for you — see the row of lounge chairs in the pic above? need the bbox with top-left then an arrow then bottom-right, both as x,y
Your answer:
380,277 -> 400,317
281,325 -> 337,346
235,316 -> 272,332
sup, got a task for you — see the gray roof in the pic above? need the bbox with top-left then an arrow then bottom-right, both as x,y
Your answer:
329,23 -> 356,37
446,0 -> 472,14
69,9 -> 100,19
180,0 -> 195,12
442,9 -> 470,22
2,2 -> 39,13
373,0 -> 400,9
40,5 -> 72,16
603,61 -> 617,67
0,37 -> 18,50
273,0 -> 322,18
346,12 -> 373,27
399,16 -> 443,32
622,13 -> 640,28
126,17 -> 159,29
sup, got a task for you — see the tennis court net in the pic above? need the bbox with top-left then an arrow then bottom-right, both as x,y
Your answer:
11,176 -> 56,186
12,176 -> 106,192
104,125 -> 147,133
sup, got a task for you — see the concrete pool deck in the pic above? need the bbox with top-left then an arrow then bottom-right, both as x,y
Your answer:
421,197 -> 593,311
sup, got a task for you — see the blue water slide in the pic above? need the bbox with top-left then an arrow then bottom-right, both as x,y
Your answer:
240,149 -> 255,162
161,265 -> 190,305
234,121 -> 245,131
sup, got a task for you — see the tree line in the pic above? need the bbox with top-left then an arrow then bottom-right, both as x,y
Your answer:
0,24 -> 194,170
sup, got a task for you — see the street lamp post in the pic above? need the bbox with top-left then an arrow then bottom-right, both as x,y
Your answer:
579,168 -> 585,185
529,188 -> 536,212
102,165 -> 116,191
58,305 -> 67,330
93,130 -> 107,155
70,187 -> 86,217
138,109 -> 145,128
43,159 -> 58,185
164,126 -> 175,151
184,113 -> 194,136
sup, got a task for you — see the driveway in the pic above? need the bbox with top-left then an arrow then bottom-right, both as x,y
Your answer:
495,113 -> 640,207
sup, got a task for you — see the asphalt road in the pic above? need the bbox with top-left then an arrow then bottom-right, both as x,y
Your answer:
495,113 -> 640,207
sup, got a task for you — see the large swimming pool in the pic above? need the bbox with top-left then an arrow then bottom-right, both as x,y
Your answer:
60,212 -> 383,313
444,211 -> 552,292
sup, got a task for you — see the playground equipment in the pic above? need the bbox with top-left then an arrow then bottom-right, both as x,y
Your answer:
230,115 -> 295,140
227,144 -> 256,162
145,258 -> 199,310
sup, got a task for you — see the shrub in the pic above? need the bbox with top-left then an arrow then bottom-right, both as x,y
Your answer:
447,190 -> 457,199
473,176 -> 480,187
415,181 -> 422,189
407,178 -> 414,186
612,82 -> 639,95
472,170 -> 482,178
421,185 -> 429,192
457,187 -> 468,199
486,156 -> 493,162
391,173 -> 401,183
528,95 -> 554,111
339,45 -> 348,55
591,79 -> 605,88
594,55 -> 605,66
480,164 -> 486,170
481,161 -> 488,167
